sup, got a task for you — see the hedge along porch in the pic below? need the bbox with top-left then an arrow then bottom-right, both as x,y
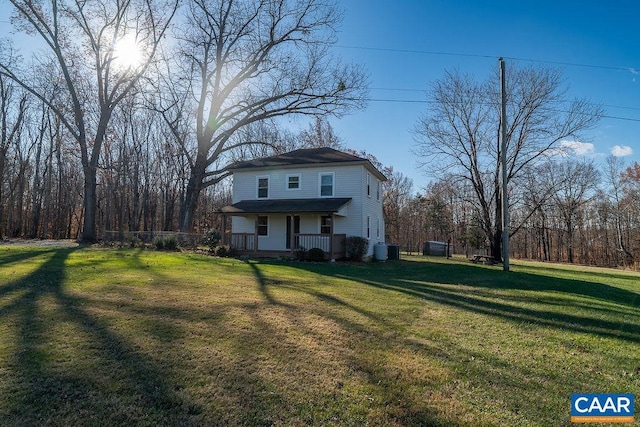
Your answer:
218,198 -> 350,260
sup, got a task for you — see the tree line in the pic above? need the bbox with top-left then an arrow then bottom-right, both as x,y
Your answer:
1,0 -> 366,242
383,158 -> 640,269
385,65 -> 639,269
1,1 -> 638,269
0,70 -> 344,241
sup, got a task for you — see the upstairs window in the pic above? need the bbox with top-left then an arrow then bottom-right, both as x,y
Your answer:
376,180 -> 381,201
257,176 -> 269,198
287,174 -> 300,190
319,173 -> 334,197
366,173 -> 371,197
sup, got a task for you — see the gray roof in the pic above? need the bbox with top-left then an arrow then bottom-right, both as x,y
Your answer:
229,147 -> 387,181
219,198 -> 352,214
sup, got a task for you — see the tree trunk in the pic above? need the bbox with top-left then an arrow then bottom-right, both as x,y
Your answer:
0,154 -> 5,238
492,189 -> 503,262
81,164 -> 98,242
29,132 -> 44,238
491,229 -> 502,261
567,224 -> 574,264
180,155 -> 206,233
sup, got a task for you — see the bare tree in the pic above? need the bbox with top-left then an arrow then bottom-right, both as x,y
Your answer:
298,116 -> 344,149
423,181 -> 455,242
381,167 -> 413,244
603,156 -> 634,265
156,0 -> 368,232
0,66 -> 29,237
550,159 -> 600,263
620,162 -> 640,264
227,121 -> 299,162
0,0 -> 177,241
413,65 -> 603,261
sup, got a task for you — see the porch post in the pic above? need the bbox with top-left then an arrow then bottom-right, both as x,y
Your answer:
329,214 -> 335,262
254,216 -> 259,255
289,214 -> 295,254
222,215 -> 228,245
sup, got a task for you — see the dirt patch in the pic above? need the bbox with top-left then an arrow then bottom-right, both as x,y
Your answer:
0,239 -> 80,248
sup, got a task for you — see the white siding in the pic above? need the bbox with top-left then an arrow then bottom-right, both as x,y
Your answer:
360,169 -> 385,255
231,216 -> 254,234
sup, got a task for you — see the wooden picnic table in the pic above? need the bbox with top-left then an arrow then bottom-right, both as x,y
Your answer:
470,255 -> 495,264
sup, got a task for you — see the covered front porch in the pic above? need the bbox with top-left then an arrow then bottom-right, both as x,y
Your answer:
226,232 -> 346,259
218,198 -> 351,260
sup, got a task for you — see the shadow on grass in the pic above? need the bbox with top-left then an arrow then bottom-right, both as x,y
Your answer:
281,259 -> 640,344
0,247 -> 202,425
247,260 -> 287,306
2,249 -> 323,426
3,248 -> 636,426
0,246 -> 58,266
247,258 -> 640,425
246,260 -> 465,426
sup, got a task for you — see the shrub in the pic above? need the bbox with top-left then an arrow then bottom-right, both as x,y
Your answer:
154,236 -> 179,251
294,247 -> 307,261
346,236 -> 369,261
128,235 -> 142,248
201,229 -> 222,252
216,246 -> 229,257
154,237 -> 165,250
163,236 -> 179,251
307,247 -> 325,262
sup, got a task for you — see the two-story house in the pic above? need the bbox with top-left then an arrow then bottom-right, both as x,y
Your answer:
219,147 -> 387,259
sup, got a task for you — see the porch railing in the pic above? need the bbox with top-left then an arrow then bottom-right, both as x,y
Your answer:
228,233 -> 255,251
226,232 -> 346,259
296,233 -> 346,255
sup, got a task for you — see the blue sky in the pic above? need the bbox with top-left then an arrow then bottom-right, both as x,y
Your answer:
1,1 -> 638,190
328,0 -> 640,188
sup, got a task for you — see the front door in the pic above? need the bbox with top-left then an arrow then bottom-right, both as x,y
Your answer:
285,215 -> 301,249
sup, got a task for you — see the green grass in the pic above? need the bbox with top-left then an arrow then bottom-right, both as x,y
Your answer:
0,247 -> 638,426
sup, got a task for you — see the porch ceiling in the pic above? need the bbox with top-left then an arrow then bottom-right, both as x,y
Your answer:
219,198 -> 352,215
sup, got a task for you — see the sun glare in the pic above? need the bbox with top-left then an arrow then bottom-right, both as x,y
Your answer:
113,35 -> 143,70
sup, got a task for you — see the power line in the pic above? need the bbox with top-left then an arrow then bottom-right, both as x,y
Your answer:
368,98 -> 427,104
371,87 -> 640,112
601,115 -> 640,123
337,45 -> 496,60
371,87 -> 425,93
604,104 -> 640,112
503,56 -> 636,73
370,88 -> 640,114
364,98 -> 640,123
337,44 -> 638,73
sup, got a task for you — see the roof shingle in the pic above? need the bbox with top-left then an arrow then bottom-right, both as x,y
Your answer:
219,198 -> 352,214
229,147 -> 368,170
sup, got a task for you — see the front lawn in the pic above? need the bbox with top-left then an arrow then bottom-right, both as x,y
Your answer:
0,247 -> 638,425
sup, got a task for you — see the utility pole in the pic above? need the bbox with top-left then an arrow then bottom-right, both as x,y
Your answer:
499,57 -> 510,272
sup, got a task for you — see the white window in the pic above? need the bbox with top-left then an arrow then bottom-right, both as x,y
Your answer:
366,173 -> 371,198
319,172 -> 334,197
366,215 -> 371,239
257,176 -> 269,198
257,216 -> 268,236
286,174 -> 301,190
320,215 -> 332,234
376,217 -> 381,239
376,180 -> 381,201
